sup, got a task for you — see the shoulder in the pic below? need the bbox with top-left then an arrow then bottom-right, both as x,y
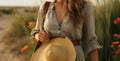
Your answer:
39,1 -> 54,10
85,0 -> 94,7
83,1 -> 94,15
84,0 -> 94,10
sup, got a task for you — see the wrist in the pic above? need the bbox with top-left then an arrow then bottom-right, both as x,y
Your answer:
88,49 -> 99,61
35,33 -> 40,41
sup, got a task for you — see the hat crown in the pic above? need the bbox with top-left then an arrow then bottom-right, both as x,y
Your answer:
31,37 -> 76,61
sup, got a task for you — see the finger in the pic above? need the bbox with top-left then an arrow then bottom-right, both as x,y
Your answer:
39,32 -> 48,40
39,34 -> 47,41
42,31 -> 47,34
39,30 -> 46,34
43,30 -> 50,38
39,31 -> 50,42
39,37 -> 47,43
39,37 -> 44,42
40,31 -> 48,37
42,30 -> 50,37
39,32 -> 48,39
45,30 -> 51,37
39,33 -> 46,38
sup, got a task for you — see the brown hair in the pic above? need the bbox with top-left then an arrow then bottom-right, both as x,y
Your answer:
54,0 -> 86,27
67,0 -> 85,27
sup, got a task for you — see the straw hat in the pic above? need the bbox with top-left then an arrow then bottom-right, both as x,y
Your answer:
30,37 -> 76,61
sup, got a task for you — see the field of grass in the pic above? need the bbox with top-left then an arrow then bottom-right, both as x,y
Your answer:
0,0 -> 120,61
0,7 -> 38,61
95,0 -> 120,61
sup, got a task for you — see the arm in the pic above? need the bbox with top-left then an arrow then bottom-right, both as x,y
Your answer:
88,49 -> 98,61
31,6 -> 43,52
31,2 -> 51,43
31,3 -> 50,51
31,6 -> 43,38
82,1 -> 102,61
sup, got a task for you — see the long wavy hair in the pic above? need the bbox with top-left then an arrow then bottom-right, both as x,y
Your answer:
55,0 -> 85,27
68,0 -> 85,27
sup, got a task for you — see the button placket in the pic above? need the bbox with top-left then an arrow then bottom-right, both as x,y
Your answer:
58,26 -> 62,35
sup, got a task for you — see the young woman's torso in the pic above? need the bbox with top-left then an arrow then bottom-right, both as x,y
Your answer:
54,2 -> 68,25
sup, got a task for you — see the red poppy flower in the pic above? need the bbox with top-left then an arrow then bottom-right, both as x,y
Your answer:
21,45 -> 29,53
111,41 -> 120,45
114,20 -> 118,24
117,17 -> 120,23
29,21 -> 36,27
114,34 -> 119,37
118,34 -> 120,38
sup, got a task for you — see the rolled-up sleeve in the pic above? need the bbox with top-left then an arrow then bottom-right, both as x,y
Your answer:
82,2 -> 102,55
31,5 -> 44,37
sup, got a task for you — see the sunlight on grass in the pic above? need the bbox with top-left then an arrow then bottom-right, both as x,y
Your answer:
94,0 -> 120,61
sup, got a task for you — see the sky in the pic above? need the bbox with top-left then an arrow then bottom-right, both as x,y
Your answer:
0,0 -> 42,7
0,0 -> 96,7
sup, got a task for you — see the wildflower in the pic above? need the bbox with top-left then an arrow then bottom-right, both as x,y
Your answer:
118,34 -> 120,38
114,20 -> 118,24
114,34 -> 119,37
116,17 -> 120,22
21,45 -> 29,53
111,41 -> 120,45
114,17 -> 120,24
29,21 -> 35,27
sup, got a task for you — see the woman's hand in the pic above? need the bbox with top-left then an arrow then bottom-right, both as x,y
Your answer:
35,30 -> 51,44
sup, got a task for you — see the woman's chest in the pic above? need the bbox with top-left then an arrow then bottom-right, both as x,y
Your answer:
43,8 -> 84,39
44,14 -> 74,35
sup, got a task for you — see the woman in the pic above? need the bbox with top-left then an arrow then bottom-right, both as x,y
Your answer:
31,0 -> 102,61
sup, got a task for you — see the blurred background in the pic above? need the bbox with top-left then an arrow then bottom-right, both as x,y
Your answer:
0,0 -> 120,61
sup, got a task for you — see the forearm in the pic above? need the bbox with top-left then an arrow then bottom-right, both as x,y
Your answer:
88,49 -> 99,61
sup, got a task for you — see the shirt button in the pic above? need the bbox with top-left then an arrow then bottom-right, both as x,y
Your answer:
58,27 -> 61,30
58,28 -> 60,30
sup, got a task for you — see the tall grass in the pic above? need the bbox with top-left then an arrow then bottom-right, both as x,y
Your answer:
95,0 -> 120,61
110,1 -> 120,61
5,0 -> 120,60
7,7 -> 39,60
10,14 -> 36,37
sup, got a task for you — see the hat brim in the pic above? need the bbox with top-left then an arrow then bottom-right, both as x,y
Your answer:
31,37 -> 76,61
